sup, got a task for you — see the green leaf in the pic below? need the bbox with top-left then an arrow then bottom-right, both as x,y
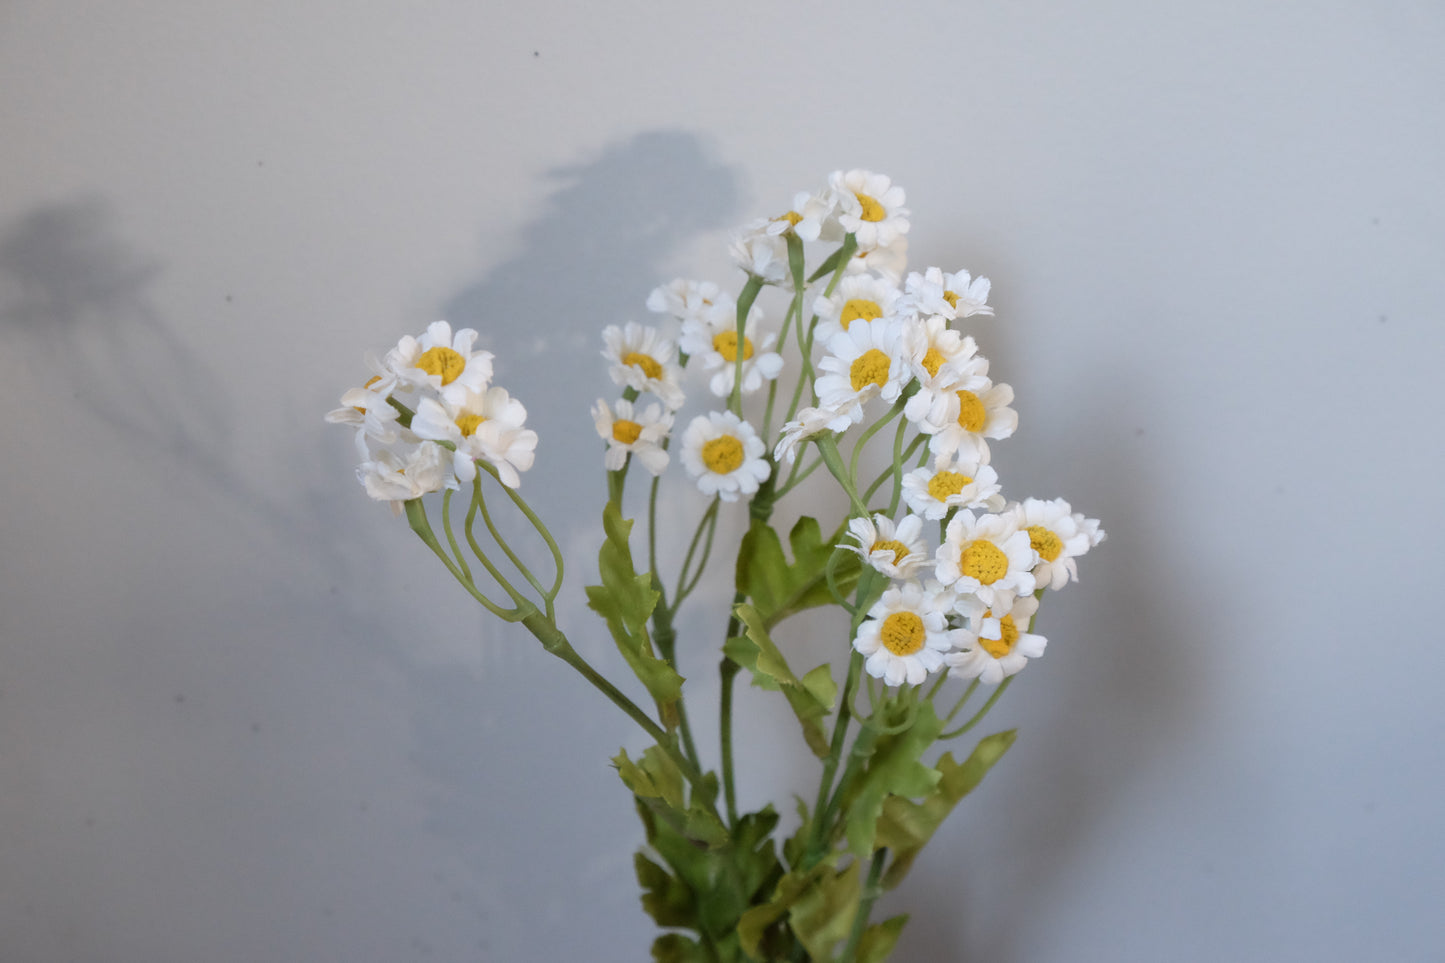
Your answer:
615,747 -> 728,849
875,729 -> 1018,888
840,701 -> 944,858
736,865 -> 826,958
651,933 -> 707,963
789,859 -> 862,961
586,501 -> 683,718
635,852 -> 695,928
735,517 -> 859,628
857,914 -> 909,963
726,604 -> 835,757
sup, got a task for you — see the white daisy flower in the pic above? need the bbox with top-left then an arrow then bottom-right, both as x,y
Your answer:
843,513 -> 930,579
601,322 -> 686,410
935,510 -> 1037,608
946,593 -> 1046,685
1011,497 -> 1106,591
357,439 -> 458,508
852,581 -> 955,687
900,458 -> 1005,521
899,317 -> 989,423
592,397 -> 672,476
923,381 -> 1018,466
646,278 -> 724,322
830,169 -> 909,252
845,235 -> 909,283
772,402 -> 858,463
326,358 -> 404,459
765,189 -> 842,243
903,266 -> 993,321
695,318 -> 785,398
812,273 -> 903,344
728,220 -> 789,284
410,385 -> 537,488
678,411 -> 771,502
674,292 -> 755,358
813,318 -> 911,413
389,321 -> 493,404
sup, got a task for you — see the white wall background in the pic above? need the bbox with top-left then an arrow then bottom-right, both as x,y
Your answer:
3,2 -> 1443,960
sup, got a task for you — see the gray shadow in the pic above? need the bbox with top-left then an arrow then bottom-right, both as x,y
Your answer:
896,357 -> 1201,961
400,130 -> 743,958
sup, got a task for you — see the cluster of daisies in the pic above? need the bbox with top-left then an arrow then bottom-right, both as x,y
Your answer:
326,320 -> 538,505
591,169 -> 1104,688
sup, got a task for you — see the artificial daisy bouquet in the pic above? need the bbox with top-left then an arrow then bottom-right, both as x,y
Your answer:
328,169 -> 1103,962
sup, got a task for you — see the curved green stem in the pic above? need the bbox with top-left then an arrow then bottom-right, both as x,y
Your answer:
941,676 -> 1012,739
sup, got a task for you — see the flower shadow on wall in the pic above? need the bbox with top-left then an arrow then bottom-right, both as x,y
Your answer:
399,130 -> 746,959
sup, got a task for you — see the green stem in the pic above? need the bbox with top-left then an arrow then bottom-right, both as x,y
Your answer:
719,655 -> 740,826
406,498 -> 519,619
840,849 -> 889,963
941,676 -> 1012,739
518,608 -> 708,791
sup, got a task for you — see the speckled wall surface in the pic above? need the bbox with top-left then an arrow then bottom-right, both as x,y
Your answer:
2,3 -> 1442,960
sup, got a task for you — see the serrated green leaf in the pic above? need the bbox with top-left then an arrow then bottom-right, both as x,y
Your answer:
586,502 -> 683,716
857,914 -> 909,963
841,701 -> 944,858
735,516 -> 860,628
651,933 -> 707,963
730,604 -> 834,757
635,852 -> 695,928
876,729 -> 1017,888
737,865 -> 826,958
789,859 -> 861,961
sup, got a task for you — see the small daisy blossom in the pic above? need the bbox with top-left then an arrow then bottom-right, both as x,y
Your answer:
389,321 -> 493,404
814,318 -> 911,412
326,361 -> 404,459
946,593 -> 1046,685
1011,497 -> 1106,591
903,267 -> 993,321
646,278 -> 729,328
692,316 -> 785,398
728,220 -> 789,284
935,510 -> 1037,608
679,411 -> 770,502
773,403 -> 856,463
922,381 -> 1018,466
845,235 -> 909,283
601,322 -> 686,410
844,513 -> 930,579
357,439 -> 458,509
410,385 -> 537,488
812,273 -> 903,344
765,189 -> 842,243
592,398 -> 672,475
853,581 -> 956,687
900,458 -> 1005,521
830,170 -> 910,252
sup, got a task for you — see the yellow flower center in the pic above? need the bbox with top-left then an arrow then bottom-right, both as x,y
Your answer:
871,538 -> 910,566
849,348 -> 892,392
702,435 -> 744,474
612,419 -> 643,445
921,347 -> 946,378
416,346 -> 466,385
855,192 -> 886,222
712,330 -> 755,362
839,298 -> 884,330
956,390 -> 987,432
978,613 -> 1019,659
959,539 -> 1008,585
879,611 -> 925,656
942,290 -> 960,309
623,351 -> 663,380
1027,525 -> 1063,562
776,210 -> 804,226
927,470 -> 972,501
455,414 -> 485,437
